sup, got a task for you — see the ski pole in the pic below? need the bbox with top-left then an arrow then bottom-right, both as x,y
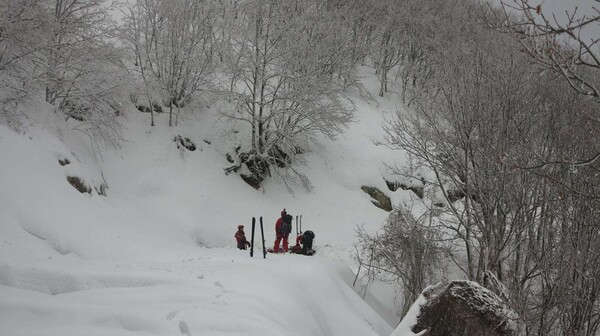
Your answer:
250,217 -> 256,257
260,216 -> 266,259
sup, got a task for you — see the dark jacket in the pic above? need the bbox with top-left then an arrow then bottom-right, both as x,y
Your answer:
275,217 -> 286,237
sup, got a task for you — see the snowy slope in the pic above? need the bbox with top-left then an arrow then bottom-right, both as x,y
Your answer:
0,69 -> 419,335
1,248 -> 392,336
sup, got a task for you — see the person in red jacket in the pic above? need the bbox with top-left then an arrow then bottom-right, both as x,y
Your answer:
235,225 -> 251,250
273,209 -> 290,252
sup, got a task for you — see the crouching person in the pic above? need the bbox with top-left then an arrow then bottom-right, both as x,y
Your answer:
235,225 -> 251,250
302,230 -> 315,255
291,230 -> 315,255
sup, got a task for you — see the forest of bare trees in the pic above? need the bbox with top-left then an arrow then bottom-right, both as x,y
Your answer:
355,0 -> 600,335
1,0 -> 600,334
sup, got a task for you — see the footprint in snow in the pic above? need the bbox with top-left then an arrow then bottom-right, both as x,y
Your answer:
165,311 -> 179,320
213,281 -> 227,298
179,320 -> 192,336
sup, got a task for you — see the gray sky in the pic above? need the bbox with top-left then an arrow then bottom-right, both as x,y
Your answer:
539,0 -> 597,24
538,0 -> 599,40
494,0 -> 597,19
494,0 -> 599,41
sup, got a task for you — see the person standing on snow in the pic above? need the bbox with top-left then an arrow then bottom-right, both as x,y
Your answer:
273,209 -> 292,252
235,225 -> 251,250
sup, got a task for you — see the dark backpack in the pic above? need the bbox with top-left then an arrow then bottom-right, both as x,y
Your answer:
302,230 -> 315,254
303,230 -> 315,242
280,214 -> 293,235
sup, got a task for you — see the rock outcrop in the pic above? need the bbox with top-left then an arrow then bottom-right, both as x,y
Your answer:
411,281 -> 517,336
361,185 -> 392,212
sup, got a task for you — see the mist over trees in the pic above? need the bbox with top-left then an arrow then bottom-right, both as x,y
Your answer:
2,0 -> 600,333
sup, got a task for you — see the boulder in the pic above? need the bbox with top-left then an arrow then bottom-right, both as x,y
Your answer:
174,135 -> 197,151
240,173 -> 261,190
136,102 -> 163,113
66,176 -> 91,194
361,185 -> 392,212
385,179 -> 425,199
58,158 -> 71,166
412,280 -> 517,336
66,176 -> 108,196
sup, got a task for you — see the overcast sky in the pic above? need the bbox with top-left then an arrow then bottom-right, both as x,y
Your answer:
496,0 -> 597,18
494,0 -> 599,41
540,0 -> 597,20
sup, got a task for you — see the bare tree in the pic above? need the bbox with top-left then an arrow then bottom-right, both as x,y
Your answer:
378,1 -> 600,333
494,0 -> 600,101
123,0 -> 215,127
0,0 -> 47,128
221,0 -> 357,188
355,208 -> 448,316
351,0 -> 405,97
42,0 -> 118,106
0,0 -> 126,146
0,0 -> 46,72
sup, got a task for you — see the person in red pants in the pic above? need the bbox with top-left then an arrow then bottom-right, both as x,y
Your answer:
273,209 -> 292,252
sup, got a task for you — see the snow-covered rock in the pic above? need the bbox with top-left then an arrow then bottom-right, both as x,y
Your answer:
405,280 -> 517,336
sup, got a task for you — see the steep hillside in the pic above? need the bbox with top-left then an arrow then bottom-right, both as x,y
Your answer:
0,69 -> 418,335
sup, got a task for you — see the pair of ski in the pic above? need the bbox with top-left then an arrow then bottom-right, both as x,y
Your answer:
249,217 -> 267,258
249,215 -> 303,257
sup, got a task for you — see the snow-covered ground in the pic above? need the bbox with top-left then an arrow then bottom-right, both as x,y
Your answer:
1,248 -> 392,336
0,70 -> 420,335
